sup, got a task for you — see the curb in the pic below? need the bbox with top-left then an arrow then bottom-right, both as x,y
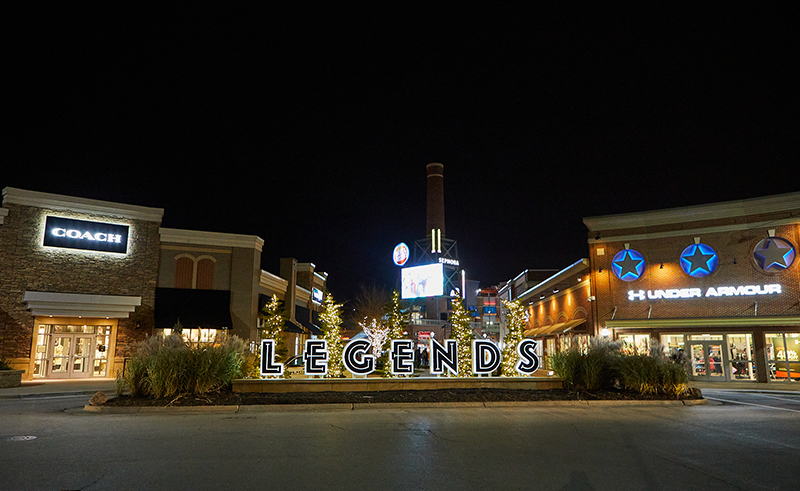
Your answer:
83,398 -> 707,414
0,390 -> 107,400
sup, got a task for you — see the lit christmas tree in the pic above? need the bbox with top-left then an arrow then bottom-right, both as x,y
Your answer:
319,293 -> 345,378
259,294 -> 288,378
385,290 -> 407,346
501,299 -> 527,377
449,295 -> 474,377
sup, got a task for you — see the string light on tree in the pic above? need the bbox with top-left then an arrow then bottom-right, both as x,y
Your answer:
449,295 -> 474,377
319,293 -> 345,378
501,299 -> 528,377
259,294 -> 287,378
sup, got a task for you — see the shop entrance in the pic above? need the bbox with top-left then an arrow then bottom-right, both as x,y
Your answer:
688,339 -> 728,382
49,334 -> 94,378
32,320 -> 114,379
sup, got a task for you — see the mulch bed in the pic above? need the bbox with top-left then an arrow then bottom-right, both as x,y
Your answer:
102,387 -> 703,407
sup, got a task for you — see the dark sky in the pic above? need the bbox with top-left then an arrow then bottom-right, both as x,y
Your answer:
4,4 -> 798,302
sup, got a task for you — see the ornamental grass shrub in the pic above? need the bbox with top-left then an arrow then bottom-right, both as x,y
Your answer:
115,333 -> 249,398
550,337 -> 690,397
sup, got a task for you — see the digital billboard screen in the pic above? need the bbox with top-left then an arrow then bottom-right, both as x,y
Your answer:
401,263 -> 444,299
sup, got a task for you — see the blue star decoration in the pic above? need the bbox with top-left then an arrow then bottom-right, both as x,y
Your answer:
611,249 -> 645,281
680,243 -> 718,277
753,237 -> 796,272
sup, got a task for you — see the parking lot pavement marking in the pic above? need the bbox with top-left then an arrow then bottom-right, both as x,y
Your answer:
705,395 -> 800,413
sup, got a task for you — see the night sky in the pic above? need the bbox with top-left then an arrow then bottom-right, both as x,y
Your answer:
4,5 -> 797,302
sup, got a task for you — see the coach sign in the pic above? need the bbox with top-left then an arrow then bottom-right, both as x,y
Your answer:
43,216 -> 129,254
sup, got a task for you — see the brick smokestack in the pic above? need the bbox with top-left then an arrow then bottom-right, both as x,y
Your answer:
426,163 -> 445,238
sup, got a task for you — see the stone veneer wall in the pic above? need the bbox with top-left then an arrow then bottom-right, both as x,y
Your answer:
0,202 -> 161,368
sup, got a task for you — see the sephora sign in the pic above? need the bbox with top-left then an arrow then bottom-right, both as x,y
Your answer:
260,338 -> 540,377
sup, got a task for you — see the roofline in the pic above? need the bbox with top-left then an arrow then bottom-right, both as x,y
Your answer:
2,187 -> 164,222
516,259 -> 590,302
583,191 -> 800,232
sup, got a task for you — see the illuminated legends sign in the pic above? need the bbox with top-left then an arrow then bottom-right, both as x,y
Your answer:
43,216 -> 129,254
628,284 -> 782,301
260,338 -> 539,377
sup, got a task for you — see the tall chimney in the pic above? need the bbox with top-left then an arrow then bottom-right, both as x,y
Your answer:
426,163 -> 445,240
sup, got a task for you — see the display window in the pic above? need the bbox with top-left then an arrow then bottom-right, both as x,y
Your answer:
618,334 -> 650,355
766,333 -> 800,381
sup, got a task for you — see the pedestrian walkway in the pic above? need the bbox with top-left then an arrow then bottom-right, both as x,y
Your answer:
0,378 -> 116,399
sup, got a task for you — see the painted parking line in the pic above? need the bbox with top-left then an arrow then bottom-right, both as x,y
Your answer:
705,395 -> 800,413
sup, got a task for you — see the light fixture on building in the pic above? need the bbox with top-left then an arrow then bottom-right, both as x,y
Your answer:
660,263 -> 664,269
540,294 -> 545,299
601,328 -> 610,337
552,287 -> 559,294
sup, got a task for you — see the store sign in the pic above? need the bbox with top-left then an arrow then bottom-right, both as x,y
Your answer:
43,216 -> 129,254
260,338 -> 540,377
392,242 -> 410,266
439,257 -> 460,266
628,283 -> 782,301
312,288 -> 324,304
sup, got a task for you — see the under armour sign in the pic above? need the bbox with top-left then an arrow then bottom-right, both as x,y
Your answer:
44,216 -> 129,254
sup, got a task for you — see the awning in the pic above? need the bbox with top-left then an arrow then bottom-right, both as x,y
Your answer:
284,320 -> 305,334
23,291 -> 141,319
297,306 -> 323,336
524,318 -> 587,338
155,288 -> 232,329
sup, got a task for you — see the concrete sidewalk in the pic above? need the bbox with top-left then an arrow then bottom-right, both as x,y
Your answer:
0,378 -> 116,399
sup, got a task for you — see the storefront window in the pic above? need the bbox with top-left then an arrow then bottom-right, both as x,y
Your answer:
161,328 -> 221,345
618,334 -> 650,355
767,333 -> 800,382
661,334 -> 685,359
727,333 -> 756,381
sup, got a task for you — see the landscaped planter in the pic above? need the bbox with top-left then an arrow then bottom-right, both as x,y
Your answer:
0,370 -> 25,388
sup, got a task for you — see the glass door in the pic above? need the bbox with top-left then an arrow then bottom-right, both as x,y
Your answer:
50,336 -> 72,377
48,334 -> 94,378
688,340 -> 728,382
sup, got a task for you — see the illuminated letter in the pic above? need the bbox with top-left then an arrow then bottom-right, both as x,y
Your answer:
390,340 -> 415,375
472,339 -> 501,375
67,230 -> 82,238
628,290 -> 645,301
343,339 -> 374,375
95,233 -> 107,241
304,340 -> 328,376
108,234 -> 122,243
430,338 -> 458,376
81,231 -> 95,240
52,228 -> 66,237
516,339 -> 540,375
260,339 -> 284,376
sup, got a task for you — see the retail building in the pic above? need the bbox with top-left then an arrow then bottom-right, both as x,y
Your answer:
584,192 -> 800,384
0,188 -> 327,380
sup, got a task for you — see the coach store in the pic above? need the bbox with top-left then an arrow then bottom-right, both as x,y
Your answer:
585,192 -> 800,384
0,188 -> 163,380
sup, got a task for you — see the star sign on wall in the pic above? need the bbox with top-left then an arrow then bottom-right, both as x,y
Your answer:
611,249 -> 646,281
680,243 -> 718,277
753,237 -> 796,272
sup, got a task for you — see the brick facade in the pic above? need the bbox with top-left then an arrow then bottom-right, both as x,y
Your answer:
584,192 -> 800,383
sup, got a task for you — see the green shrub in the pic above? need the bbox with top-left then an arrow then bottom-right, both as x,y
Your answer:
0,358 -> 13,370
550,338 -> 618,390
551,336 -> 691,397
115,333 -> 249,398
